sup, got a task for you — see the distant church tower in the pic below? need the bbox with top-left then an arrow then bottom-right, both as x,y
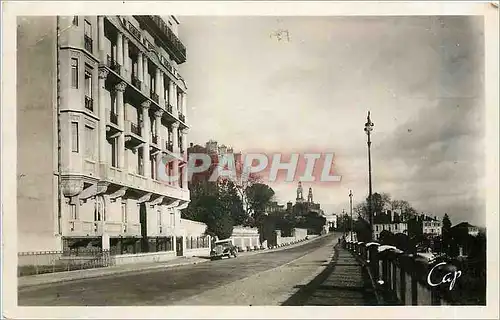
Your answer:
296,182 -> 304,202
307,187 -> 313,203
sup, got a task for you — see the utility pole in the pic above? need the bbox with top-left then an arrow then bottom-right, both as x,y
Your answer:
349,190 -> 353,241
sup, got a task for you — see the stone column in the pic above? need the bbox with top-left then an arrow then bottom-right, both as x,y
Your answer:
171,122 -> 179,187
142,101 -> 151,178
170,81 -> 177,116
155,110 -> 164,181
116,33 -> 123,73
143,55 -> 149,94
98,68 -> 109,164
182,93 -> 187,122
137,51 -> 143,83
123,38 -> 129,81
181,128 -> 188,189
115,82 -> 127,169
171,122 -> 179,154
154,110 -> 163,143
155,68 -> 162,100
98,16 -> 105,62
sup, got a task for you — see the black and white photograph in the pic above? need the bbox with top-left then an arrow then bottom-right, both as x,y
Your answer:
1,1 -> 499,319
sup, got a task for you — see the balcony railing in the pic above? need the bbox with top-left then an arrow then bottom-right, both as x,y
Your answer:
110,110 -> 118,125
134,16 -> 187,64
150,91 -> 159,103
166,141 -> 173,152
106,55 -> 121,74
84,35 -> 93,53
131,76 -> 141,90
85,96 -> 93,112
128,21 -> 142,41
151,134 -> 158,145
178,113 -> 186,123
130,122 -> 141,136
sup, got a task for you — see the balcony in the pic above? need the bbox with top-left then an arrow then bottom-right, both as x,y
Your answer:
131,76 -> 142,90
125,120 -> 145,148
178,113 -> 186,123
106,55 -> 121,74
151,134 -> 159,145
166,141 -> 173,152
96,221 -> 124,237
150,91 -> 159,104
84,35 -> 93,53
131,122 -> 141,136
124,222 -> 141,237
99,164 -> 190,200
85,96 -> 94,112
127,21 -> 142,41
110,110 -> 118,125
134,15 -> 187,64
66,220 -> 98,237
106,109 -> 122,139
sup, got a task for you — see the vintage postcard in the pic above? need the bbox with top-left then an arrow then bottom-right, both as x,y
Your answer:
1,1 -> 499,319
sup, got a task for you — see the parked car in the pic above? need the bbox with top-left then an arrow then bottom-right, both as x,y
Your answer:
210,239 -> 238,260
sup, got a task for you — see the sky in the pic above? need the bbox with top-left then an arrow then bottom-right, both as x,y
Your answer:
177,16 -> 485,227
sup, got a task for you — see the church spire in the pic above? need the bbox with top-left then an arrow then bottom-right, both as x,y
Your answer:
296,181 -> 304,202
307,187 -> 313,203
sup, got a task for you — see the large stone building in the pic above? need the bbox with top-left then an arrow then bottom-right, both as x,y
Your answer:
17,16 -> 206,259
373,209 -> 408,240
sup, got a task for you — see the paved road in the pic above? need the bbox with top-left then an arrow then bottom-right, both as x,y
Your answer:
19,233 -> 341,306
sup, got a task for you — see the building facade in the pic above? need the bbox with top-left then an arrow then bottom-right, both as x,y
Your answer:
373,209 -> 408,240
18,15 -> 197,259
422,218 -> 442,237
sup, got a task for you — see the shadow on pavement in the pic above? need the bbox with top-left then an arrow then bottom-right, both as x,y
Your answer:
281,244 -> 378,306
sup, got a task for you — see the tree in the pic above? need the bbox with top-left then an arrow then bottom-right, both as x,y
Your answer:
218,178 -> 247,226
234,171 -> 261,216
442,214 -> 452,255
245,183 -> 275,226
391,200 -> 419,220
368,192 -> 391,215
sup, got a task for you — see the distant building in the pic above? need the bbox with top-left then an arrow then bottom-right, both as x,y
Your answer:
452,222 -> 480,237
373,209 -> 408,240
422,216 -> 442,236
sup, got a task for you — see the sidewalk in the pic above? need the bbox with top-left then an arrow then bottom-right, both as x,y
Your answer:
18,233 -> 330,288
284,245 -> 379,306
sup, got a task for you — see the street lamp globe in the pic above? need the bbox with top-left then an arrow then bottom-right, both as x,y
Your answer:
364,111 -> 374,135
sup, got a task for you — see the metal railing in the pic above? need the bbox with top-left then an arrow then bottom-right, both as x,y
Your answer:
128,21 -> 142,41
346,241 -> 486,306
18,249 -> 114,277
130,122 -> 141,136
84,35 -> 93,53
110,110 -> 118,124
106,55 -> 121,74
131,76 -> 141,90
166,141 -> 173,151
150,91 -> 159,103
151,134 -> 158,145
85,96 -> 93,112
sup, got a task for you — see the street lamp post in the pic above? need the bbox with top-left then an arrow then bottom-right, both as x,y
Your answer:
349,190 -> 353,241
364,111 -> 375,240
342,209 -> 346,238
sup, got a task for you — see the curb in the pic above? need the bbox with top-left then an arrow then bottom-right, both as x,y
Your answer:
18,233 -> 334,289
